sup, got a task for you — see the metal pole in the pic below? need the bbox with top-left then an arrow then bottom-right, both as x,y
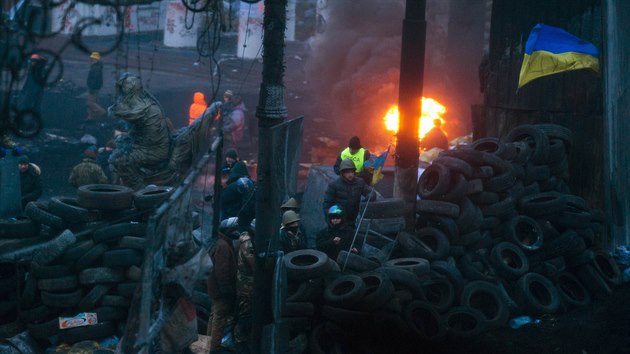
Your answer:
253,0 -> 288,352
394,0 -> 426,231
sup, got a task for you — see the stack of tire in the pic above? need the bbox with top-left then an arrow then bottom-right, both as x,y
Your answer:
404,123 -> 621,337
0,184 -> 189,344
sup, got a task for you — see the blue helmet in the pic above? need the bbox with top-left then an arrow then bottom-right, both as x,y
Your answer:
236,177 -> 254,194
327,205 -> 343,216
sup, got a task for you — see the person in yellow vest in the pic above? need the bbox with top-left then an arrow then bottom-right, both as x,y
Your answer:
333,136 -> 372,185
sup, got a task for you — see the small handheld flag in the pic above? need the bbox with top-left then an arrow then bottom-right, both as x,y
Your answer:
518,23 -> 599,88
365,146 -> 390,186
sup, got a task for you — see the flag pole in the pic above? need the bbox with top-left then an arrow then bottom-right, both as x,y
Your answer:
342,187 -> 374,272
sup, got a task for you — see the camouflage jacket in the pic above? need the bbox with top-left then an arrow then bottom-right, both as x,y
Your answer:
236,236 -> 254,297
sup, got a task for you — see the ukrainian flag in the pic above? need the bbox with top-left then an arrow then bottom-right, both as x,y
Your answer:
366,146 -> 390,186
518,23 -> 599,88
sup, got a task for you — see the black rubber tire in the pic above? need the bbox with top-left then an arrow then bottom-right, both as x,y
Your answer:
102,249 -> 143,268
283,302 -> 314,317
471,165 -> 494,179
460,281 -> 509,328
126,265 -> 143,282
501,180 -> 525,202
361,198 -> 406,219
544,230 -> 583,259
441,148 -> 485,166
591,250 -> 621,285
443,306 -> 487,337
420,215 -> 459,241
324,274 -> 367,307
93,306 -> 128,322
357,271 -> 394,311
534,123 -> 573,151
284,250 -> 331,281
79,267 -> 125,285
37,275 -> 78,292
100,294 -> 130,308
93,222 -> 147,243
458,252 -> 497,282
20,273 -> 37,308
480,197 -> 515,218
286,278 -> 324,303
514,272 -> 560,314
546,138 -> 567,163
133,186 -> 174,210
117,282 -> 139,297
518,192 -> 567,217
382,257 -> 430,278
439,173 -> 469,203
575,264 -> 612,299
336,251 -> 379,272
376,266 -> 424,298
470,137 -> 504,156
417,164 -> 452,199
430,260 -> 465,297
31,230 -> 76,267
26,317 -> 62,339
555,272 -> 591,310
19,305 -> 55,324
433,156 -> 473,178
74,243 -> 109,270
468,191 -> 500,205
77,284 -> 111,311
0,218 -> 41,239
465,179 -> 484,195
25,202 -> 66,230
422,272 -> 455,313
489,242 -> 529,279
503,124 -> 550,164
78,184 -> 134,211
404,300 -> 446,341
399,228 -> 450,261
505,215 -> 544,253
483,169 -> 516,193
60,240 -> 95,265
321,305 -> 371,323
416,200 -> 460,218
41,288 -> 83,308
48,196 -> 102,224
509,141 -> 532,164
456,198 -> 483,234
554,209 -> 592,230
31,263 -> 72,279
58,321 -> 116,344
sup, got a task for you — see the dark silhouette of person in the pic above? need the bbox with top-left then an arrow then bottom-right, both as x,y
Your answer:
420,119 -> 448,151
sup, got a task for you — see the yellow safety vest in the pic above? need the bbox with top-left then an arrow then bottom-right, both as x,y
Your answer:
340,147 -> 365,173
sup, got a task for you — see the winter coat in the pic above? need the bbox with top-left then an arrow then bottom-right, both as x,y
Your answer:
20,164 -> 42,207
226,160 -> 250,184
68,158 -> 109,188
316,223 -> 358,260
87,61 -> 103,93
207,233 -> 236,299
18,59 -> 46,113
223,102 -> 246,147
323,176 -> 375,225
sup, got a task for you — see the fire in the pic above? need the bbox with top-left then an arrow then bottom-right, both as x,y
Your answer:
383,97 -> 446,139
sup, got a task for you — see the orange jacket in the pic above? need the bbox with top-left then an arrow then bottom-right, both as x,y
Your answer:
188,92 -> 208,125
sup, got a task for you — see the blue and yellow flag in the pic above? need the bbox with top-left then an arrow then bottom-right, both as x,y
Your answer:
518,23 -> 599,88
365,146 -> 390,186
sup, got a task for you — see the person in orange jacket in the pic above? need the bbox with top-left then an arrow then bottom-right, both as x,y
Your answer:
188,91 -> 208,125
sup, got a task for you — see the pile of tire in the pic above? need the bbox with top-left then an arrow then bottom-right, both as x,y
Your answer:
0,184 -> 209,344
407,123 -> 621,336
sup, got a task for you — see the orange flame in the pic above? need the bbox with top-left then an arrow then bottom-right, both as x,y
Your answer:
383,97 -> 446,139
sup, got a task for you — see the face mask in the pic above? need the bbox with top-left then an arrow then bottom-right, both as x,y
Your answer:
287,226 -> 299,234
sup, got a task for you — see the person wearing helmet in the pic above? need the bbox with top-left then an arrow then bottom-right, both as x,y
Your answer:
333,136 -> 372,184
323,158 -> 375,228
279,210 -> 306,253
316,205 -> 359,260
207,217 -> 238,353
280,197 -> 300,213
